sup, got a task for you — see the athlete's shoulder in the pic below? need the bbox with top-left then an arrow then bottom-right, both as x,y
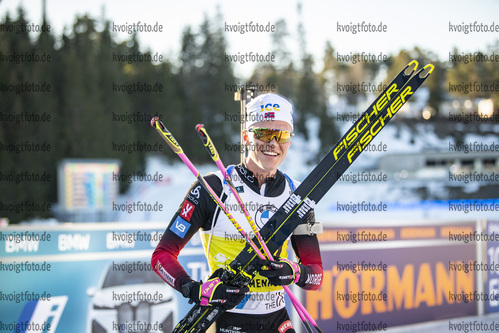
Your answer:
205,170 -> 223,182
184,172 -> 223,201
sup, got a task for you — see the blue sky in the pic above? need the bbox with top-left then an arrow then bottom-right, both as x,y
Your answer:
1,0 -> 498,78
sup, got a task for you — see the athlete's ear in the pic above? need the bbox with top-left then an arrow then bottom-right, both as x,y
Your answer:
242,130 -> 250,145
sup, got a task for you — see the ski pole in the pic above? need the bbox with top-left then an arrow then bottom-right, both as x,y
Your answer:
196,124 -> 322,333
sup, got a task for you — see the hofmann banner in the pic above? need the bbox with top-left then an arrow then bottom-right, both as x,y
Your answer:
305,221 -> 480,332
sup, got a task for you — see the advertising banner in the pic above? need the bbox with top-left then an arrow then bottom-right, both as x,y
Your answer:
0,223 -> 209,333
305,222 -> 479,331
485,221 -> 499,314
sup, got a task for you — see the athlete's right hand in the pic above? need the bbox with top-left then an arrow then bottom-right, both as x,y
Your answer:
182,269 -> 249,309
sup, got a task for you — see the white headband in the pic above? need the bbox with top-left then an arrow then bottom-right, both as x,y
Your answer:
245,93 -> 293,130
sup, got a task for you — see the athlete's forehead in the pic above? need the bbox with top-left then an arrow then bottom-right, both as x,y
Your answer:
248,120 -> 292,132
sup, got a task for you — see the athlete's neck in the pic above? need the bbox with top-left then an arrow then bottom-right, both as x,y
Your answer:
243,159 -> 276,187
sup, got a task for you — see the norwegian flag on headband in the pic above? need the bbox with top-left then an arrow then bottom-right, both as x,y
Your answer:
264,112 -> 275,119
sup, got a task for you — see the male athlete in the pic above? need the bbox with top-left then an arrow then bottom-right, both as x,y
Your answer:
152,93 -> 323,333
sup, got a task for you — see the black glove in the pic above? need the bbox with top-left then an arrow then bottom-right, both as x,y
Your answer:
181,268 -> 249,309
258,258 -> 304,286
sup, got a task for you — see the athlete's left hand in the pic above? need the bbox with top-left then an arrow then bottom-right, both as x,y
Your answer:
257,257 -> 304,286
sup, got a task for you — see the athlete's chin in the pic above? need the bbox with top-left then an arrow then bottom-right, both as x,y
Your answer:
257,157 -> 283,173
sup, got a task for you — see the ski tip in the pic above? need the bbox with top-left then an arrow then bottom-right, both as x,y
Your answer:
150,116 -> 160,128
419,64 -> 435,78
404,60 -> 418,76
195,124 -> 205,132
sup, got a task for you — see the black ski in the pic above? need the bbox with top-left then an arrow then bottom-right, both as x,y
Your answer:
174,61 -> 433,333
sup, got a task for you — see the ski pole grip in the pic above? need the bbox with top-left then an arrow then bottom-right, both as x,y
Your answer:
151,116 -> 183,154
196,124 -> 219,162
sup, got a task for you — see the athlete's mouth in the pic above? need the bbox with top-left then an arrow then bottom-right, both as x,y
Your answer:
263,151 -> 278,156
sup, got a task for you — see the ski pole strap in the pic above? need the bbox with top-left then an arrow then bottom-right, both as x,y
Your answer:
200,278 -> 223,306
280,258 -> 301,283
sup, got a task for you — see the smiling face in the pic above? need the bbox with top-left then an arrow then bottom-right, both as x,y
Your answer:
243,120 -> 292,185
